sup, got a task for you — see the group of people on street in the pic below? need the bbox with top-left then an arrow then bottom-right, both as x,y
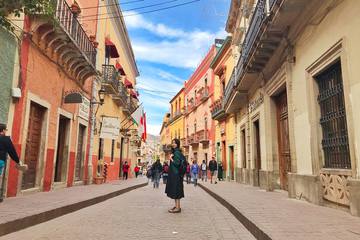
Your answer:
184,158 -> 224,186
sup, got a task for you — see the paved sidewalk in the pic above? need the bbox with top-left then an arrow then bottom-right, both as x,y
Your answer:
0,177 -> 147,236
0,183 -> 255,240
200,181 -> 360,240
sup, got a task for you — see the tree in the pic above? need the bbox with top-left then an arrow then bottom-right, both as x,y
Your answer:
0,0 -> 56,32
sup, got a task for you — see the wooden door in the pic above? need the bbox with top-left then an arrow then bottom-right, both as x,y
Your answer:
75,125 -> 85,181
276,91 -> 291,190
22,103 -> 45,190
229,146 -> 234,180
221,141 -> 226,172
54,117 -> 68,182
254,120 -> 261,186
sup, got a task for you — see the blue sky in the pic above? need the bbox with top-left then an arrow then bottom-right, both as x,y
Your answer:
122,0 -> 231,135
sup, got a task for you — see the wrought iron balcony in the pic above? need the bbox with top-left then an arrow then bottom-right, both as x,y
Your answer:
31,0 -> 97,84
211,97 -> 227,121
199,86 -> 209,102
181,138 -> 189,148
169,111 -> 182,124
113,82 -> 128,106
197,129 -> 209,144
102,65 -> 120,94
191,133 -> 199,146
188,135 -> 194,145
223,69 -> 236,107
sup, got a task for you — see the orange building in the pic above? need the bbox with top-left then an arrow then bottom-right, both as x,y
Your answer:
183,45 -> 217,165
5,0 -> 99,197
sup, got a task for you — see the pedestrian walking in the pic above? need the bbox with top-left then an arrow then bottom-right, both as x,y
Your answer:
134,165 -> 140,178
165,139 -> 185,213
162,161 -> 169,184
146,165 -> 152,184
185,161 -> 191,184
152,159 -> 162,189
209,157 -> 218,184
122,161 -> 130,180
0,123 -> 28,202
218,162 -> 224,181
191,160 -> 199,187
201,160 -> 207,182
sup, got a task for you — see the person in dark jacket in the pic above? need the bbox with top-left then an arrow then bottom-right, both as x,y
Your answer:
165,138 -> 184,213
162,161 -> 169,184
218,162 -> 224,181
0,123 -> 27,202
152,159 -> 162,189
122,161 -> 130,180
209,157 -> 218,184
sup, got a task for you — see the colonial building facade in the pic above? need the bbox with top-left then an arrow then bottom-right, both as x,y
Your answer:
183,46 -> 216,165
224,0 -> 360,216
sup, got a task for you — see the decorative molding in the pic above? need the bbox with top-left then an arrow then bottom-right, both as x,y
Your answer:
320,172 -> 350,206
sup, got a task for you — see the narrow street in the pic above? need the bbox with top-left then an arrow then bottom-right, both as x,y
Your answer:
0,182 -> 255,240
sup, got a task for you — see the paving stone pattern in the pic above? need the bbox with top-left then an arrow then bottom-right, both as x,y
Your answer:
200,181 -> 360,240
0,182 -> 255,240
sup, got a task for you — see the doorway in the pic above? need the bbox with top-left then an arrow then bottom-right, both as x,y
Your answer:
75,124 -> 86,182
54,116 -> 70,183
221,141 -> 226,176
229,146 -> 234,180
253,120 -> 261,186
276,90 -> 291,190
22,102 -> 45,190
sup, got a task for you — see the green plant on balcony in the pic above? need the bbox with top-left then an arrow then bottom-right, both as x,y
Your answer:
0,0 -> 56,32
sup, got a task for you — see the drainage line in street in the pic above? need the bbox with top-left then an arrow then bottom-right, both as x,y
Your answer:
199,184 -> 272,240
0,182 -> 148,237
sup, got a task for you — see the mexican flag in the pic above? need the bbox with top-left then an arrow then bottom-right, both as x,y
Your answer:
131,105 -> 147,142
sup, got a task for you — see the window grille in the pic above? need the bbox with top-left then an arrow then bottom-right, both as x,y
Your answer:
315,61 -> 351,169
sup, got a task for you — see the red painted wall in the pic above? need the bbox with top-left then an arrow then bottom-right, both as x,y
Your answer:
67,152 -> 76,187
43,148 -> 55,191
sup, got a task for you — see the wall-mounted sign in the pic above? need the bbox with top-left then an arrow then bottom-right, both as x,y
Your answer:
100,116 -> 120,140
248,93 -> 264,114
78,97 -> 90,120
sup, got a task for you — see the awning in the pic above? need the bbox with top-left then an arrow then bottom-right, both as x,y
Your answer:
124,78 -> 133,88
115,60 -> 126,75
105,38 -> 119,58
129,89 -> 138,99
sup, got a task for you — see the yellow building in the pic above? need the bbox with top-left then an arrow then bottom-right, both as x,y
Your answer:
210,37 -> 236,180
168,88 -> 186,151
160,113 -> 171,162
91,0 -> 140,182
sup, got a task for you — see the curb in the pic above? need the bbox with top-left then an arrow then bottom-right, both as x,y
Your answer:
198,183 -> 272,240
0,182 -> 148,237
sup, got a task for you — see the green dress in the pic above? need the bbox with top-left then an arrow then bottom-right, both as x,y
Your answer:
165,148 -> 184,199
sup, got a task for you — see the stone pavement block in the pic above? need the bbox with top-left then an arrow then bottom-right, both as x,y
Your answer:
0,178 -> 147,236
200,181 -> 360,240
0,183 -> 256,240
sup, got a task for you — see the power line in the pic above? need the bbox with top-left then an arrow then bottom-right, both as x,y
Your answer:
81,0 -> 179,18
81,0 -> 146,10
8,0 -> 200,22
78,0 -> 201,21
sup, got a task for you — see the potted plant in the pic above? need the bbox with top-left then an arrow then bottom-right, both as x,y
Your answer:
71,2 -> 81,16
89,35 -> 96,42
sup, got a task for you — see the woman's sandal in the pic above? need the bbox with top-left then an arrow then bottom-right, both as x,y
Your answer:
168,207 -> 176,213
169,208 -> 181,213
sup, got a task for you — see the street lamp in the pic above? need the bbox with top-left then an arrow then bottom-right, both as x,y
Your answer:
91,87 -> 106,105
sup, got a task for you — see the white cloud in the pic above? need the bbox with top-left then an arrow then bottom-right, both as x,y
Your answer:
146,123 -> 162,136
125,13 -> 227,69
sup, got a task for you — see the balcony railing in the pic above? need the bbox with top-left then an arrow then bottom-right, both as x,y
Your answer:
223,0 -> 270,108
191,133 -> 199,146
181,138 -> 188,147
197,129 -> 209,143
211,97 -> 227,120
188,135 -> 194,145
102,65 -> 119,94
56,0 -> 96,66
199,86 -> 209,101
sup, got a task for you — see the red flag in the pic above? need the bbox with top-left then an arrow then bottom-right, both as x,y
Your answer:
141,112 -> 147,142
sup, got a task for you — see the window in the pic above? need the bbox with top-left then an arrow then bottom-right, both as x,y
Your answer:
111,139 -> 115,162
204,117 -> 208,130
194,123 -> 197,133
315,61 -> 350,169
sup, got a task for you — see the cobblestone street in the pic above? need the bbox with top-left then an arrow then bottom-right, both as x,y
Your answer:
0,181 -> 255,240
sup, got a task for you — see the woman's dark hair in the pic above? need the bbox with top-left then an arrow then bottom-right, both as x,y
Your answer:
172,138 -> 180,150
0,123 -> 7,132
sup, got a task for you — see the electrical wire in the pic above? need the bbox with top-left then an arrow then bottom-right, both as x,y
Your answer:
81,0 -> 179,18
81,0 -> 146,10
7,0 -> 200,21
77,0 -> 200,21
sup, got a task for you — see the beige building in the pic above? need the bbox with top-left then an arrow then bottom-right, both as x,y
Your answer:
225,0 -> 360,216
159,113 -> 171,162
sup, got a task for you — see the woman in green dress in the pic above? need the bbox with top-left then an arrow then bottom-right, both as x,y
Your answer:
165,138 -> 184,213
